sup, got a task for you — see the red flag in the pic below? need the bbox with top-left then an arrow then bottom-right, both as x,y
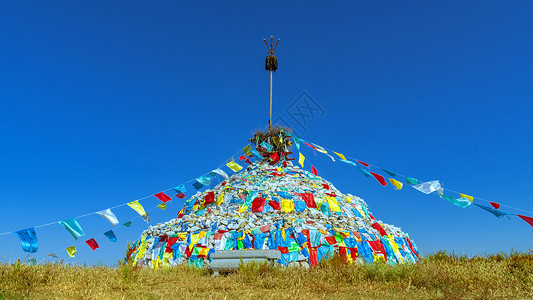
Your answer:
406,237 -> 420,259
251,197 -> 266,213
204,191 -> 215,206
278,246 -> 289,254
303,142 -> 316,150
311,165 -> 318,176
260,224 -> 270,233
309,247 -> 318,267
517,215 -> 533,228
368,240 -> 387,260
357,160 -> 370,167
85,238 -> 99,250
300,193 -> 316,208
325,192 -> 336,197
154,192 -> 172,203
371,222 -> 387,236
239,155 -> 251,164
175,192 -> 186,199
490,202 -> 501,209
369,172 -> 388,186
338,246 -> 347,262
268,200 -> 280,210
270,152 -> 280,164
325,236 -> 337,245
322,183 -> 330,190
166,237 -> 179,253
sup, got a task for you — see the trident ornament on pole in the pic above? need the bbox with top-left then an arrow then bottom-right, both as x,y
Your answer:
264,35 -> 279,129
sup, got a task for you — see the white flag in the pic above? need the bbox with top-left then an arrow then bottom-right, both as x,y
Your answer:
96,208 -> 120,226
211,168 -> 229,180
411,180 -> 442,194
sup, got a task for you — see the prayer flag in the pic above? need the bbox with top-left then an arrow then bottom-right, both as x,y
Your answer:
517,214 -> 533,228
440,195 -> 472,208
251,149 -> 263,160
242,144 -> 252,156
389,178 -> 403,190
175,192 -> 186,199
369,172 -> 387,186
270,152 -> 280,164
141,212 -> 151,223
196,175 -> 211,186
311,165 -> 318,176
204,191 -> 215,206
193,181 -> 203,190
251,197 -> 266,213
333,152 -> 346,161
172,184 -> 187,194
104,230 -> 117,242
382,169 -> 397,177
357,160 -> 370,167
490,202 -> 501,209
96,209 -> 120,226
157,202 -> 167,210
260,141 -> 273,152
226,161 -> 243,172
66,246 -> 77,257
122,221 -> 132,227
412,180 -> 442,194
154,192 -> 172,203
238,204 -> 248,213
357,166 -> 372,178
459,193 -> 473,203
13,228 -> 38,253
326,196 -> 341,212
405,177 -> 419,185
340,159 -> 357,167
292,137 -> 301,149
85,238 -> 99,250
298,152 -> 305,167
216,192 -> 225,205
58,218 -> 85,240
301,193 -> 316,208
268,200 -> 280,210
281,199 -> 295,213
211,168 -> 229,180
475,204 -> 512,218
372,222 -> 387,236
127,200 -> 147,217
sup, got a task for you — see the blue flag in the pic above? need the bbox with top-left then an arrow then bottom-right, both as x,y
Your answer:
104,230 -> 117,242
193,181 -> 203,190
251,149 -> 263,160
260,141 -> 273,152
14,227 -> 38,253
196,175 -> 211,186
122,221 -> 132,227
172,184 -> 187,193
382,169 -> 397,177
357,166 -> 372,178
474,204 -> 512,218
58,218 -> 85,240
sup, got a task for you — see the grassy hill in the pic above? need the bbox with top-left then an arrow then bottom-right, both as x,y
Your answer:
1,251 -> 532,299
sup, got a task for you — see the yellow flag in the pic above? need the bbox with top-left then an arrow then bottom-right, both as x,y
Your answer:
199,247 -> 209,256
460,193 -> 473,203
238,204 -> 248,213
326,196 -> 341,212
333,152 -> 346,161
281,199 -> 295,213
216,193 -> 225,205
345,196 -> 353,203
298,152 -> 305,167
157,202 -> 167,210
127,200 -> 146,216
389,178 -> 403,190
226,161 -> 243,172
189,233 -> 200,250
134,238 -> 148,262
277,166 -> 282,172
66,245 -> 77,257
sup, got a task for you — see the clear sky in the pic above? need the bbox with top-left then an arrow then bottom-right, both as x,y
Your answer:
1,1 -> 532,265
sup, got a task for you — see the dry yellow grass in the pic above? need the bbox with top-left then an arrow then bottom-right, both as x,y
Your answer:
1,251 -> 532,300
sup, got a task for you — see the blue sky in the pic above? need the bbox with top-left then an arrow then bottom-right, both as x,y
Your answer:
1,1 -> 532,265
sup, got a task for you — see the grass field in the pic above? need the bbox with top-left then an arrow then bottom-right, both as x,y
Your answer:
1,251 -> 532,299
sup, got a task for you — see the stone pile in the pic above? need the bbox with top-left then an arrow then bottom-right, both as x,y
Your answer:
129,156 -> 420,269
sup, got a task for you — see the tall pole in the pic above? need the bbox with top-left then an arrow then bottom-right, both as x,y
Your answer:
264,36 -> 279,130
269,69 -> 273,128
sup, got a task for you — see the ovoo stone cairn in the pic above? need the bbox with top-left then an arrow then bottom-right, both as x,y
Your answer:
127,128 -> 420,269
